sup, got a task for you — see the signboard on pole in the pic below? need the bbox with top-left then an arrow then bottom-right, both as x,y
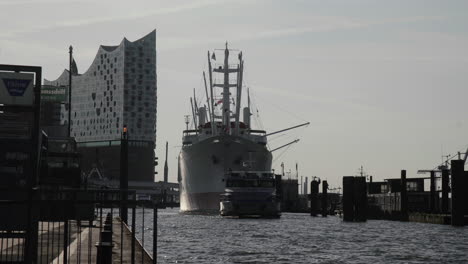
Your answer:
0,112 -> 34,140
41,85 -> 67,102
0,72 -> 35,106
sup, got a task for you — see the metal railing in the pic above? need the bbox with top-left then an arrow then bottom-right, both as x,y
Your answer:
0,188 -> 162,264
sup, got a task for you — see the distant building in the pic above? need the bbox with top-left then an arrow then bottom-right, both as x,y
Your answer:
44,30 -> 157,183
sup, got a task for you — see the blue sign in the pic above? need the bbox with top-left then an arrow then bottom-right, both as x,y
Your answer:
2,78 -> 32,96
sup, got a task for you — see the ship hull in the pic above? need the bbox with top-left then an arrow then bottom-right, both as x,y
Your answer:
178,135 -> 272,212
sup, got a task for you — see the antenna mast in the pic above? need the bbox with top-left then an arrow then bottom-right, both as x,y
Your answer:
193,88 -> 199,116
222,43 -> 230,134
207,51 -> 216,135
203,71 -> 212,123
235,52 -> 243,135
247,88 -> 251,111
190,97 -> 197,129
184,115 -> 189,131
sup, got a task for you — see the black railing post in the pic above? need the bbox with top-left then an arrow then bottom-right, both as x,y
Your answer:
63,220 -> 69,264
131,201 -> 136,264
141,206 -> 145,264
120,125 -> 129,224
25,188 -> 39,264
153,203 -> 158,264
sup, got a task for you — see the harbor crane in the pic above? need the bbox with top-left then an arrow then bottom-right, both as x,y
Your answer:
417,146 -> 468,174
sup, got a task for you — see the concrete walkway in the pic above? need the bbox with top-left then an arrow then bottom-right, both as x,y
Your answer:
1,217 -> 153,263
112,218 -> 153,264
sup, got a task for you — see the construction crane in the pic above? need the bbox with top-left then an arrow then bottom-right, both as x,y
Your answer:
418,145 -> 468,174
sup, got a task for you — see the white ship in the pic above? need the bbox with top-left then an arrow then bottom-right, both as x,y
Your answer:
178,44 -> 307,212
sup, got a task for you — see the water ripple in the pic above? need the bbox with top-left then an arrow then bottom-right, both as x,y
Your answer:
132,209 -> 468,263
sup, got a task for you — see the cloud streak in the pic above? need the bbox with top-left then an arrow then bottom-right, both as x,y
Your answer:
0,0 -> 231,38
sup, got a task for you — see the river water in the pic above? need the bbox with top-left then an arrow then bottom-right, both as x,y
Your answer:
132,208 -> 468,263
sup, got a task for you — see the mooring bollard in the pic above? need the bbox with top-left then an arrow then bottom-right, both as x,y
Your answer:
104,222 -> 112,232
354,176 -> 367,222
400,170 -> 408,221
451,160 -> 464,226
310,180 -> 319,216
322,180 -> 328,217
441,169 -> 449,214
96,230 -> 113,264
342,176 -> 354,222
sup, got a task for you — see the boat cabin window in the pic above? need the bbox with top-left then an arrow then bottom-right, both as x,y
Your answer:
246,173 -> 258,178
226,179 -> 275,188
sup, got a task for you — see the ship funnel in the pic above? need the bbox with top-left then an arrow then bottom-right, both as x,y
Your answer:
198,107 -> 206,126
243,107 -> 251,128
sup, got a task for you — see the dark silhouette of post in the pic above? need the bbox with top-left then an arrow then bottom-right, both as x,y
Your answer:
322,180 -> 328,217
68,46 -> 73,137
275,174 -> 282,204
163,141 -> 169,204
464,171 -> 468,216
96,214 -> 113,264
401,170 -> 408,221
354,176 -> 367,222
310,179 -> 319,216
120,125 -> 129,224
153,203 -> 158,264
164,141 -> 169,183
441,169 -> 449,214
430,170 -> 436,213
450,160 -> 464,226
342,176 -> 354,221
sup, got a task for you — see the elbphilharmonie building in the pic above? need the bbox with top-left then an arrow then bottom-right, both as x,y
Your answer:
44,30 -> 157,183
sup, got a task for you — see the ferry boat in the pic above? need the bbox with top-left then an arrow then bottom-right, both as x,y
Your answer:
220,171 -> 281,218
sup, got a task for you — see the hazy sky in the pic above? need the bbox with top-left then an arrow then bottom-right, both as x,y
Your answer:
1,0 -> 468,187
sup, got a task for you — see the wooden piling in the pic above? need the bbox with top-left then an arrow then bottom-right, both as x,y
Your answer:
275,174 -> 282,201
342,176 -> 354,222
464,171 -> 468,216
354,176 -> 367,222
321,180 -> 328,217
400,170 -> 408,221
441,169 -> 449,214
451,160 -> 464,226
310,180 -> 319,217
430,171 -> 436,213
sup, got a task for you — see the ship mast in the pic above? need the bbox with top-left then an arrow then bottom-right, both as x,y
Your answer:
222,42 -> 230,134
234,52 -> 243,135
193,88 -> 199,117
207,51 -> 216,135
203,71 -> 212,123
190,97 -> 197,129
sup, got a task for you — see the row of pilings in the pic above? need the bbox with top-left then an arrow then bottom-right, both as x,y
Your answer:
309,179 -> 329,217
341,159 -> 467,226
